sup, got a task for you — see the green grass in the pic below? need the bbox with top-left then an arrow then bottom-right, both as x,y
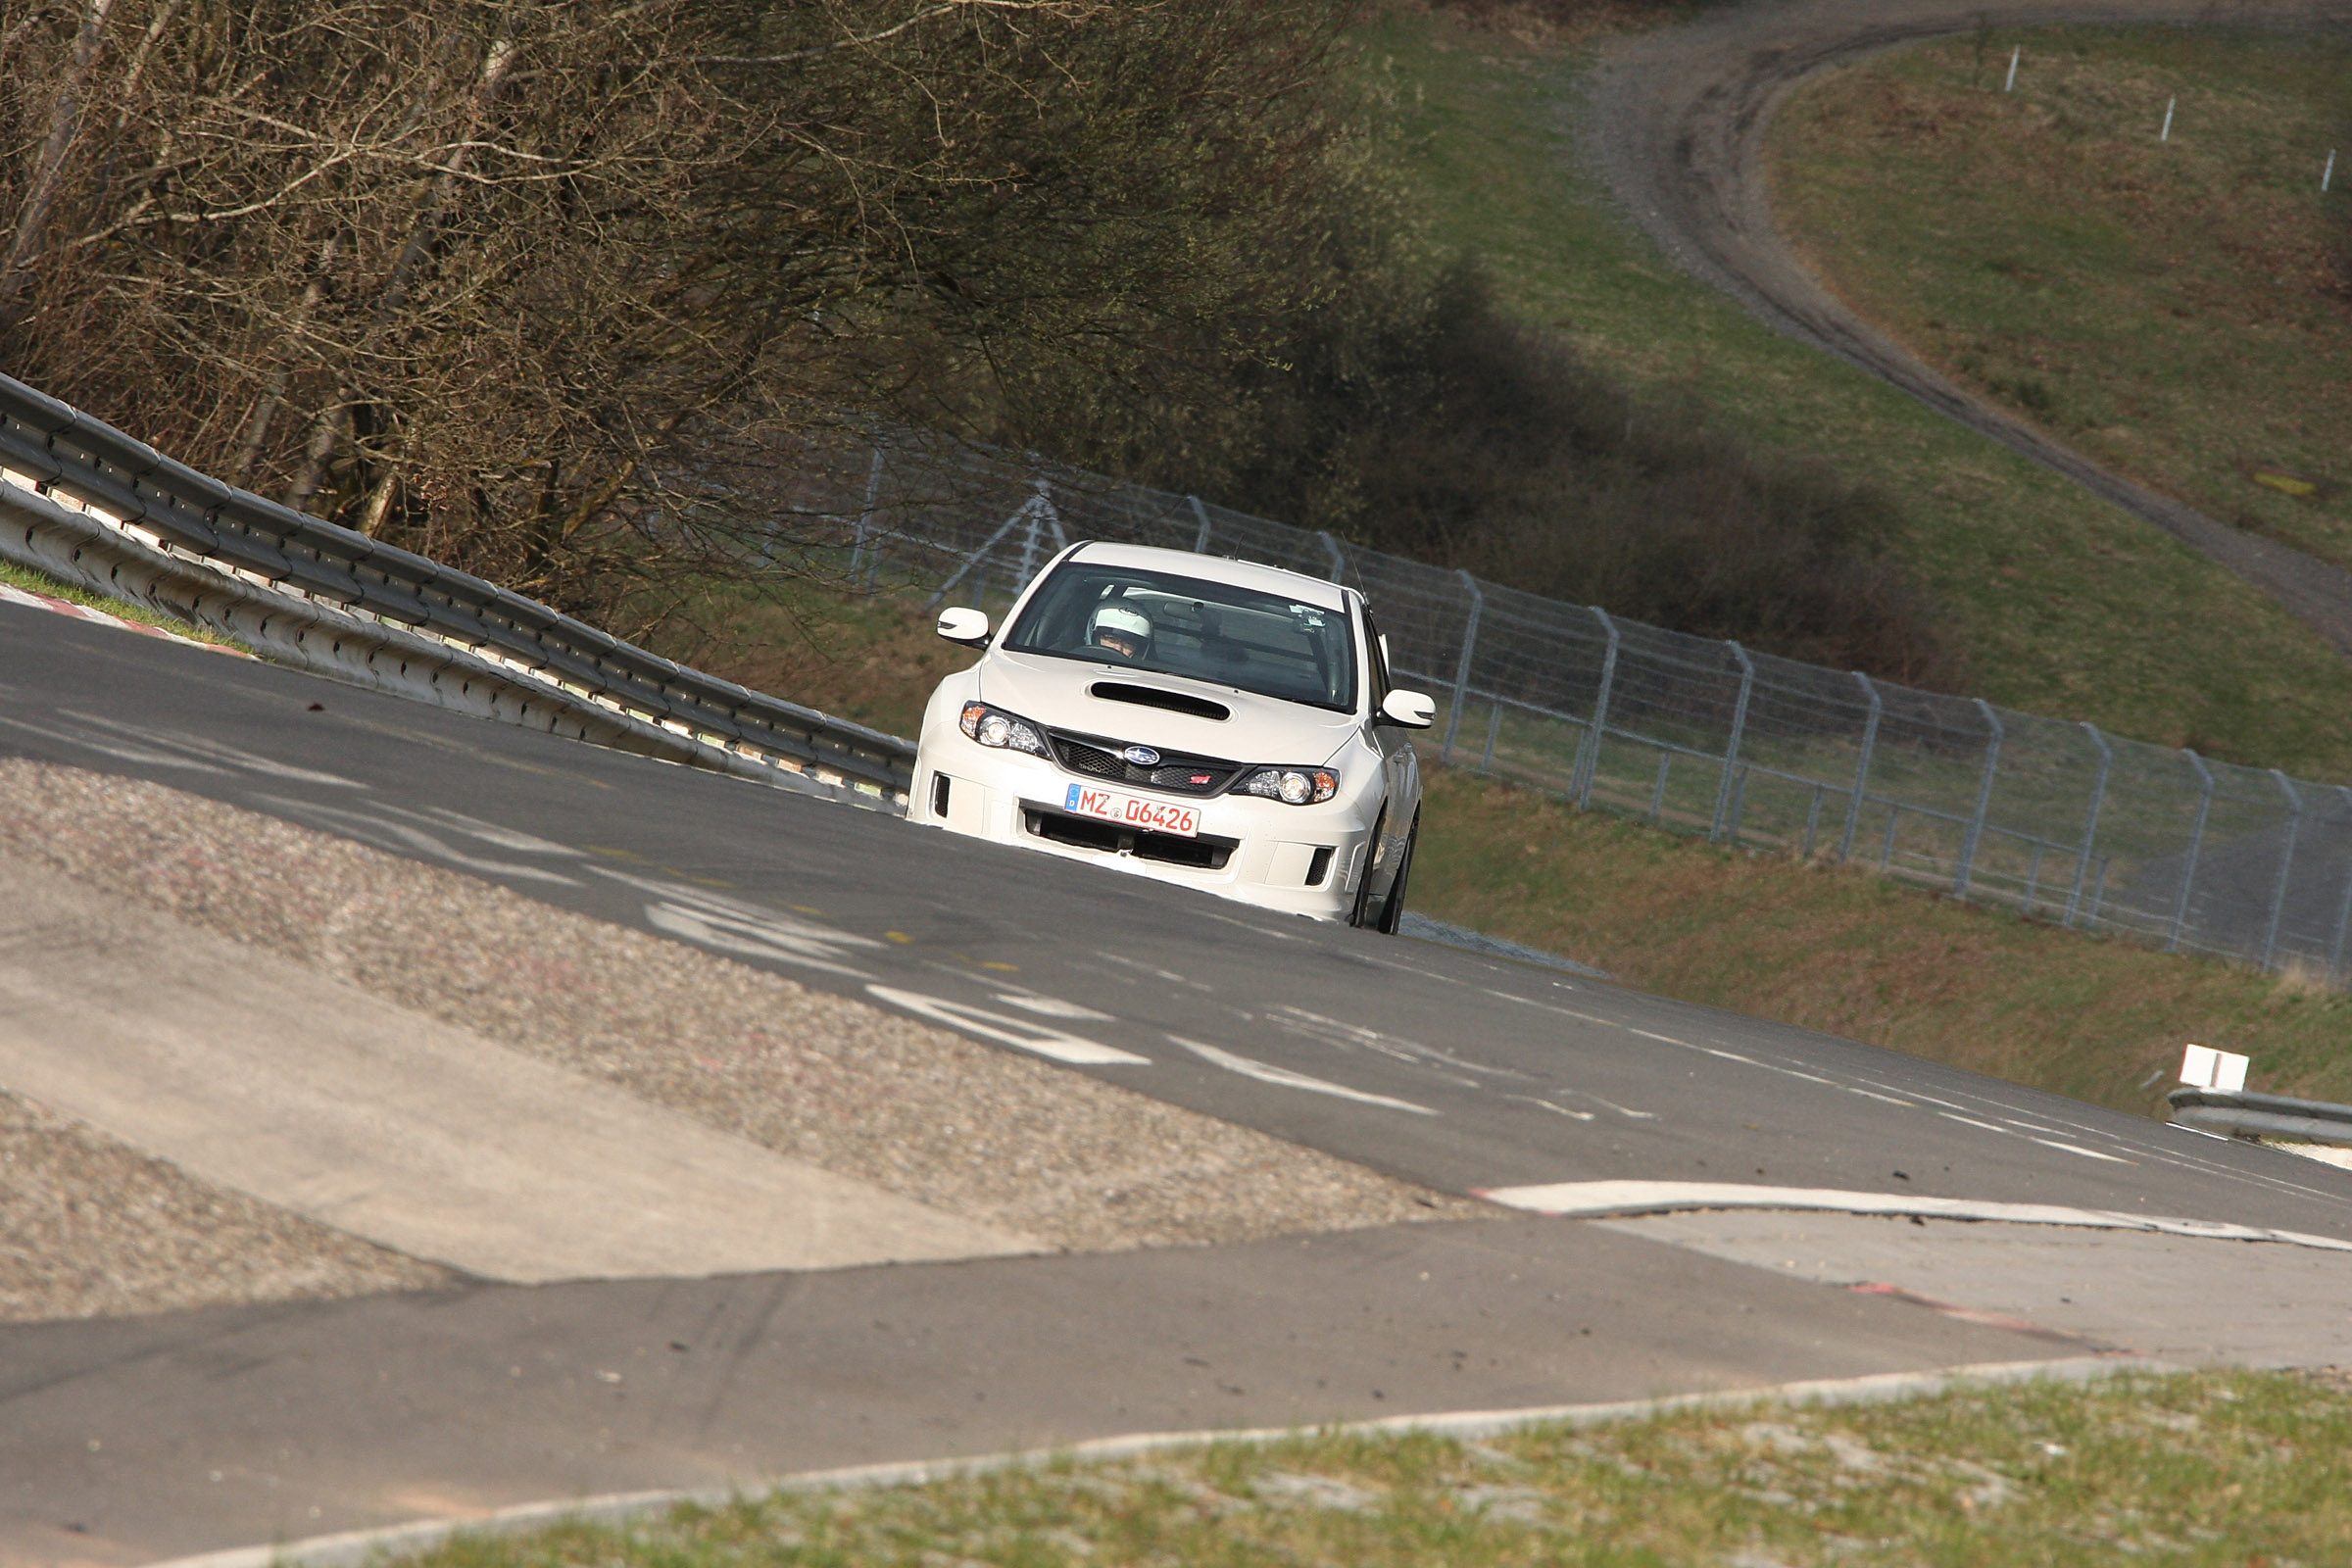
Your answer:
0,559 -> 247,651
1414,767 -> 2352,1114
1772,27 -> 2352,577
400,1369 -> 2352,1568
1365,14 -> 2352,778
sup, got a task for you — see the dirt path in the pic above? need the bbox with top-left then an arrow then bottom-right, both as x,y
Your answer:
1582,0 -> 2352,660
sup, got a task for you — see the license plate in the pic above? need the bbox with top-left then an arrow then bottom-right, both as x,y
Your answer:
1062,783 -> 1200,838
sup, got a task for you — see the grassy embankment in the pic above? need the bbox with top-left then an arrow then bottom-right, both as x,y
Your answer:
1772,26 -> 2352,577
1342,16 -> 2352,1110
1368,13 -> 2352,776
399,1369 -> 2352,1568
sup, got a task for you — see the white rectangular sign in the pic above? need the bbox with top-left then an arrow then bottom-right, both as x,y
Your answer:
2180,1043 -> 2248,1093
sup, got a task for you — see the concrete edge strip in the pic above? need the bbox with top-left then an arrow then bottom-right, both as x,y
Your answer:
141,1355 -> 2137,1568
1476,1180 -> 2352,1254
0,578 -> 251,657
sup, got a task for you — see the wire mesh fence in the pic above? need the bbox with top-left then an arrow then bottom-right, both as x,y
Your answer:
783,429 -> 2352,985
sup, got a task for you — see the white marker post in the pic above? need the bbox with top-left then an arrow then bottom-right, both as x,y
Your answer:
2004,46 -> 2020,92
2180,1043 -> 2249,1094
2160,96 -> 2176,142
2326,149 -> 2337,193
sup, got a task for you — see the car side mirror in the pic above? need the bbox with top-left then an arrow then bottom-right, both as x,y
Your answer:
936,607 -> 992,647
1378,690 -> 1436,729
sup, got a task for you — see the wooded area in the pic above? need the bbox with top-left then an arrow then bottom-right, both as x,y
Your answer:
0,0 -> 1944,677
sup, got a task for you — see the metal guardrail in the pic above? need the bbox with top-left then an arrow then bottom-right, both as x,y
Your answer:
0,373 -> 914,808
2169,1087 -> 2352,1149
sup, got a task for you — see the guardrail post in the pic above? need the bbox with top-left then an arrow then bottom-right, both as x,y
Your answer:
1708,641 -> 1754,845
2063,721 -> 2112,928
1442,570 -> 1483,764
2328,785 -> 2352,980
2261,769 -> 2304,971
1952,698 -> 2003,900
1189,495 -> 1213,554
1318,530 -> 1345,583
849,442 -> 887,585
2168,749 -> 2216,953
1573,607 -> 1620,808
1838,670 -> 1881,863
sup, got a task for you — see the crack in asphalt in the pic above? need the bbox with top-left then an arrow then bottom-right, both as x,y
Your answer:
1581,0 -> 2352,660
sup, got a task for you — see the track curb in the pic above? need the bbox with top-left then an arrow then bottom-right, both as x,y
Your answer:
143,1356 -> 2138,1568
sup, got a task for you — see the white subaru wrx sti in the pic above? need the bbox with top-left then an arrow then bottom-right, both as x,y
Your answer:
910,541 -> 1436,928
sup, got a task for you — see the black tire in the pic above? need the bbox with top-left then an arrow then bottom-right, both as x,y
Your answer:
1347,807 -> 1387,928
1375,815 -> 1418,935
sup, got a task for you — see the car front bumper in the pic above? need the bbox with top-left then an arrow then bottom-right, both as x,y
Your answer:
909,740 -> 1375,921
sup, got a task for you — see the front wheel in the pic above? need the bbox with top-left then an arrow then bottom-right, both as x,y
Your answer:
1375,814 -> 1418,935
1347,807 -> 1388,928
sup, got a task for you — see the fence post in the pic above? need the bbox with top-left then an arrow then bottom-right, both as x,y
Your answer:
1318,530 -> 1345,583
1708,642 -> 1755,845
1952,698 -> 2003,900
2328,786 -> 2352,979
2063,721 -> 2112,928
1012,478 -> 1050,590
1442,570 -> 1484,764
1838,671 -> 1881,862
1189,495 -> 1213,555
849,442 -> 887,585
2168,750 -> 2216,954
2261,769 -> 2304,972
925,493 -> 1036,610
1573,608 -> 1620,808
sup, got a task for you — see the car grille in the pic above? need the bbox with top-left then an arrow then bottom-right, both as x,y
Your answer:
1022,806 -> 1239,870
1047,731 -> 1242,798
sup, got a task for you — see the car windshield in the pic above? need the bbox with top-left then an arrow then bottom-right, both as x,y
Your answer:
1004,562 -> 1357,712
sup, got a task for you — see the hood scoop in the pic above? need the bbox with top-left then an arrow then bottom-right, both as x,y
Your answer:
1090,682 -> 1230,722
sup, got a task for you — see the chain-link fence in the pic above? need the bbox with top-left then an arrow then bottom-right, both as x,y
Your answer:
778,430 -> 2352,984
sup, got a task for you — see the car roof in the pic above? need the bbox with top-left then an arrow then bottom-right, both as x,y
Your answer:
1064,541 -> 1352,612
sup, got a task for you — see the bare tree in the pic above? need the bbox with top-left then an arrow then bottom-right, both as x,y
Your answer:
0,0 -> 1374,631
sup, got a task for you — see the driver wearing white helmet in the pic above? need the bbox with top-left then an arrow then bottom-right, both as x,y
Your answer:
1087,601 -> 1152,662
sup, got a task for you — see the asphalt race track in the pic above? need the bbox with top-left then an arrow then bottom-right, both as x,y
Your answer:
5,613 -> 2346,1233
4,604 -> 2352,1558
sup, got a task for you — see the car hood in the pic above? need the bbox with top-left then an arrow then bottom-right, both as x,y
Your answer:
978,650 -> 1360,765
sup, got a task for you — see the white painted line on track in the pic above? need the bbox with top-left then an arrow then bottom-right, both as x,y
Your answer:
871,986 -> 1149,1065
993,992 -> 1116,1021
65,710 -> 364,785
1476,1181 -> 2352,1252
1171,1036 -> 1437,1114
143,1356 -> 2134,1568
2029,1138 -> 2132,1164
1507,1094 -> 1596,1122
258,796 -> 587,888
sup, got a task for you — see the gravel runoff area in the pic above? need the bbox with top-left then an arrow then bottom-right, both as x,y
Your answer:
0,759 -> 1480,1323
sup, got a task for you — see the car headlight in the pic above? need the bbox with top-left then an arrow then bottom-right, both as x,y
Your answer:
1236,765 -> 1340,806
958,701 -> 1051,758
